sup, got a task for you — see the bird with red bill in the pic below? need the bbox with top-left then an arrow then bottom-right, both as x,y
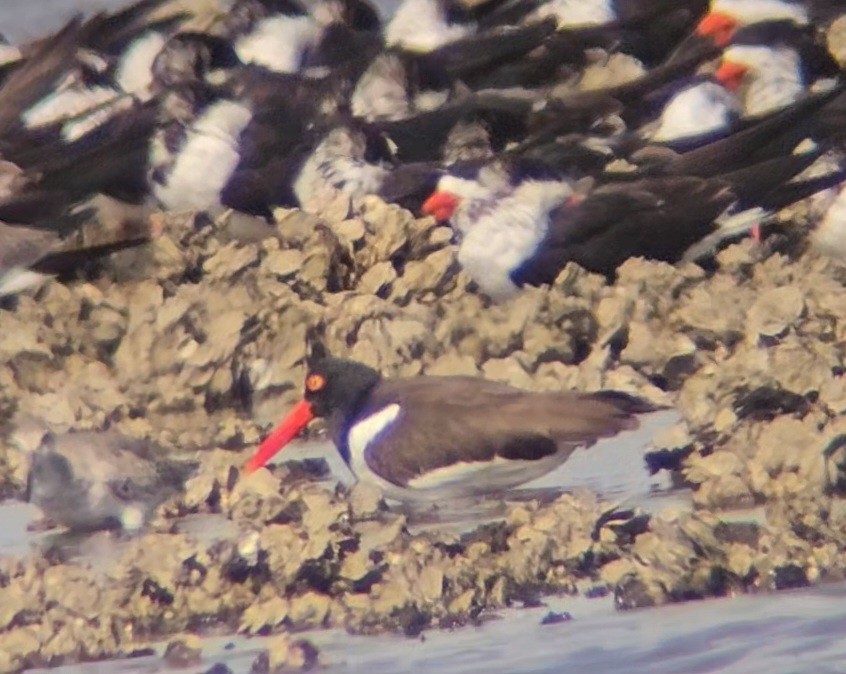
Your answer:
243,355 -> 656,502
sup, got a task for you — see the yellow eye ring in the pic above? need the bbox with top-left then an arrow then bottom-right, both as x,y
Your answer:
305,374 -> 326,392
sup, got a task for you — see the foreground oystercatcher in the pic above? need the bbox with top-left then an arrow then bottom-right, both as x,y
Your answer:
243,357 -> 655,501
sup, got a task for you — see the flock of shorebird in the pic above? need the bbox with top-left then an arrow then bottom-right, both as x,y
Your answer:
0,0 -> 844,300
9,0 -> 846,530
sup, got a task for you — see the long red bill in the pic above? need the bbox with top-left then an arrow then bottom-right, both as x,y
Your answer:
243,400 -> 315,474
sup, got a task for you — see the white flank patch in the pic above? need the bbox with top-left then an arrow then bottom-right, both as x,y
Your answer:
407,453 -> 564,494
384,0 -> 474,52
153,99 -> 253,213
347,403 -> 568,501
652,81 -> 739,142
457,180 -> 572,300
723,45 -> 804,117
235,15 -> 320,74
347,404 -> 402,492
115,31 -> 167,100
712,0 -> 809,25
413,90 -> 450,112
148,130 -> 171,171
534,0 -> 615,27
683,206 -> 772,261
22,86 -> 119,129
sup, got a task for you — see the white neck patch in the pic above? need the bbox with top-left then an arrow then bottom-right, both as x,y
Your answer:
293,131 -> 390,210
351,54 -> 410,121
346,404 -> 401,487
813,187 -> 846,258
115,31 -> 167,100
533,0 -> 615,27
724,45 -> 804,116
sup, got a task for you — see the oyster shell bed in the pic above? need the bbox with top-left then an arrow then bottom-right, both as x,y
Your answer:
2,199 -> 846,671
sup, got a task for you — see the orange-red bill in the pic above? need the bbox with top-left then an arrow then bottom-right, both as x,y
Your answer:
715,61 -> 749,92
421,191 -> 460,222
243,400 -> 315,474
695,11 -> 738,47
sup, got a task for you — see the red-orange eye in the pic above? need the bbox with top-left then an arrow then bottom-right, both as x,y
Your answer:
305,374 -> 326,392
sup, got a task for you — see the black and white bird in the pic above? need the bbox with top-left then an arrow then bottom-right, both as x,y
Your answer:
713,21 -> 840,116
0,93 -> 158,296
4,0 -> 186,150
421,84 -> 846,299
214,0 -> 380,75
245,355 -> 654,501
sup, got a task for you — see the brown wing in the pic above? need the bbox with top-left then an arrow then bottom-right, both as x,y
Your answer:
358,377 -> 650,486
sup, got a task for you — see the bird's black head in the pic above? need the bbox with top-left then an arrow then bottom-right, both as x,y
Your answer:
302,357 -> 382,419
242,355 -> 383,475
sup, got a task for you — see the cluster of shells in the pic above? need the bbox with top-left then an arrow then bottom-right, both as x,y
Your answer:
3,186 -> 846,671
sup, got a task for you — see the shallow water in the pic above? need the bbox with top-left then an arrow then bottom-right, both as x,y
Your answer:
0,501 -> 41,556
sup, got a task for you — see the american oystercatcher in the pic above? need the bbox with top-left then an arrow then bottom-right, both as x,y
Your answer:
243,357 -> 655,501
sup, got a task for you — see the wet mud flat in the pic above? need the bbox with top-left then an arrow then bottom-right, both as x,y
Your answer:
2,198 -> 846,671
